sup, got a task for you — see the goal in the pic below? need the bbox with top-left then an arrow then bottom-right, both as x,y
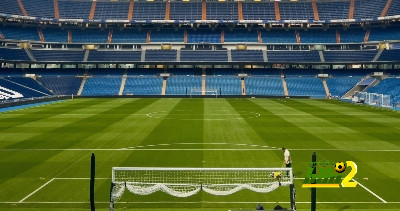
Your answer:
190,88 -> 218,98
109,167 -> 296,210
354,92 -> 392,108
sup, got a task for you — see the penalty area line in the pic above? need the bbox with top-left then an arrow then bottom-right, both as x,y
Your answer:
17,178 -> 109,203
19,178 -> 55,203
353,179 -> 387,203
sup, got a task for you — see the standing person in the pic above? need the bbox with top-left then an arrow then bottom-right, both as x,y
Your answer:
282,147 -> 292,176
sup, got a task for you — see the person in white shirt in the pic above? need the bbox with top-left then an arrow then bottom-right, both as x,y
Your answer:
282,147 -> 292,176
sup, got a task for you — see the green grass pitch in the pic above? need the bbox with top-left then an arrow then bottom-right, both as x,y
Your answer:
0,98 -> 399,211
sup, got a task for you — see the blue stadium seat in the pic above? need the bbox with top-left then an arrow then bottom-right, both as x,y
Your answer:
166,77 -> 202,95
170,2 -> 202,20
317,1 -> 349,20
286,77 -> 326,98
0,0 -> 22,16
37,76 -> 82,95
242,2 -> 275,20
206,77 -> 242,95
0,48 -> 30,61
245,77 -> 284,96
267,51 -> 321,63
31,50 -> 85,62
224,30 -> 258,43
378,49 -> 400,62
0,0 -> 397,21
180,51 -> 228,62
187,29 -> 221,43
42,28 -> 68,43
387,0 -> 400,16
323,51 -> 377,62
341,28 -> 365,43
367,78 -> 400,104
151,30 -> 183,42
369,27 -> 400,42
88,51 -> 142,62
279,2 -> 314,20
123,77 -> 163,95
206,2 -> 238,20
133,2 -> 165,20
354,0 -> 386,19
145,50 -> 177,62
81,77 -> 121,96
327,76 -> 363,98
21,0 -> 54,18
231,50 -> 263,62
112,30 -> 147,43
94,1 -> 130,20
0,77 -> 52,98
59,1 -> 92,19
6,77 -> 52,95
0,69 -> 25,77
262,30 -> 296,43
72,29 -> 108,43
0,25 -> 40,41
299,30 -> 336,43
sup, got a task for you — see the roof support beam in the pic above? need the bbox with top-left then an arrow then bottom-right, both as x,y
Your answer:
380,0 -> 392,17
274,1 -> 281,21
89,1 -> 97,20
16,0 -> 28,16
348,0 -> 355,19
54,0 -> 60,19
128,0 -> 134,21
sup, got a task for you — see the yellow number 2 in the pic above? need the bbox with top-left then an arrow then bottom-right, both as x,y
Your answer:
341,161 -> 358,188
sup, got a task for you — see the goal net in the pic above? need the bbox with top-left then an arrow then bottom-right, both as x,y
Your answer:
354,92 -> 392,108
109,167 -> 296,210
190,88 -> 218,98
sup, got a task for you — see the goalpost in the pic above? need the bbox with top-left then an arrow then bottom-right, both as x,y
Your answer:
354,92 -> 392,108
190,88 -> 218,98
109,167 -> 296,211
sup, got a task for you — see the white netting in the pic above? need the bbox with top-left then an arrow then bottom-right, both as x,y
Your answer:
111,182 -> 281,200
127,183 -> 200,197
111,167 -> 292,201
111,183 -> 125,202
190,89 -> 218,97
354,92 -> 392,108
202,183 -> 280,195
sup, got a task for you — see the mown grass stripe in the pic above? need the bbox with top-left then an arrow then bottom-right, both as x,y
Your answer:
289,99 -> 400,147
0,99 -> 159,194
0,99 -> 97,131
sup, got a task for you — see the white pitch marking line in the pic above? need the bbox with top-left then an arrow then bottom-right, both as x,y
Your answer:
54,177 -> 109,180
1,149 -> 400,151
2,201 -> 399,204
19,178 -> 55,203
53,177 -> 305,180
111,201 -> 397,204
353,179 -> 387,203
18,177 -> 111,203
